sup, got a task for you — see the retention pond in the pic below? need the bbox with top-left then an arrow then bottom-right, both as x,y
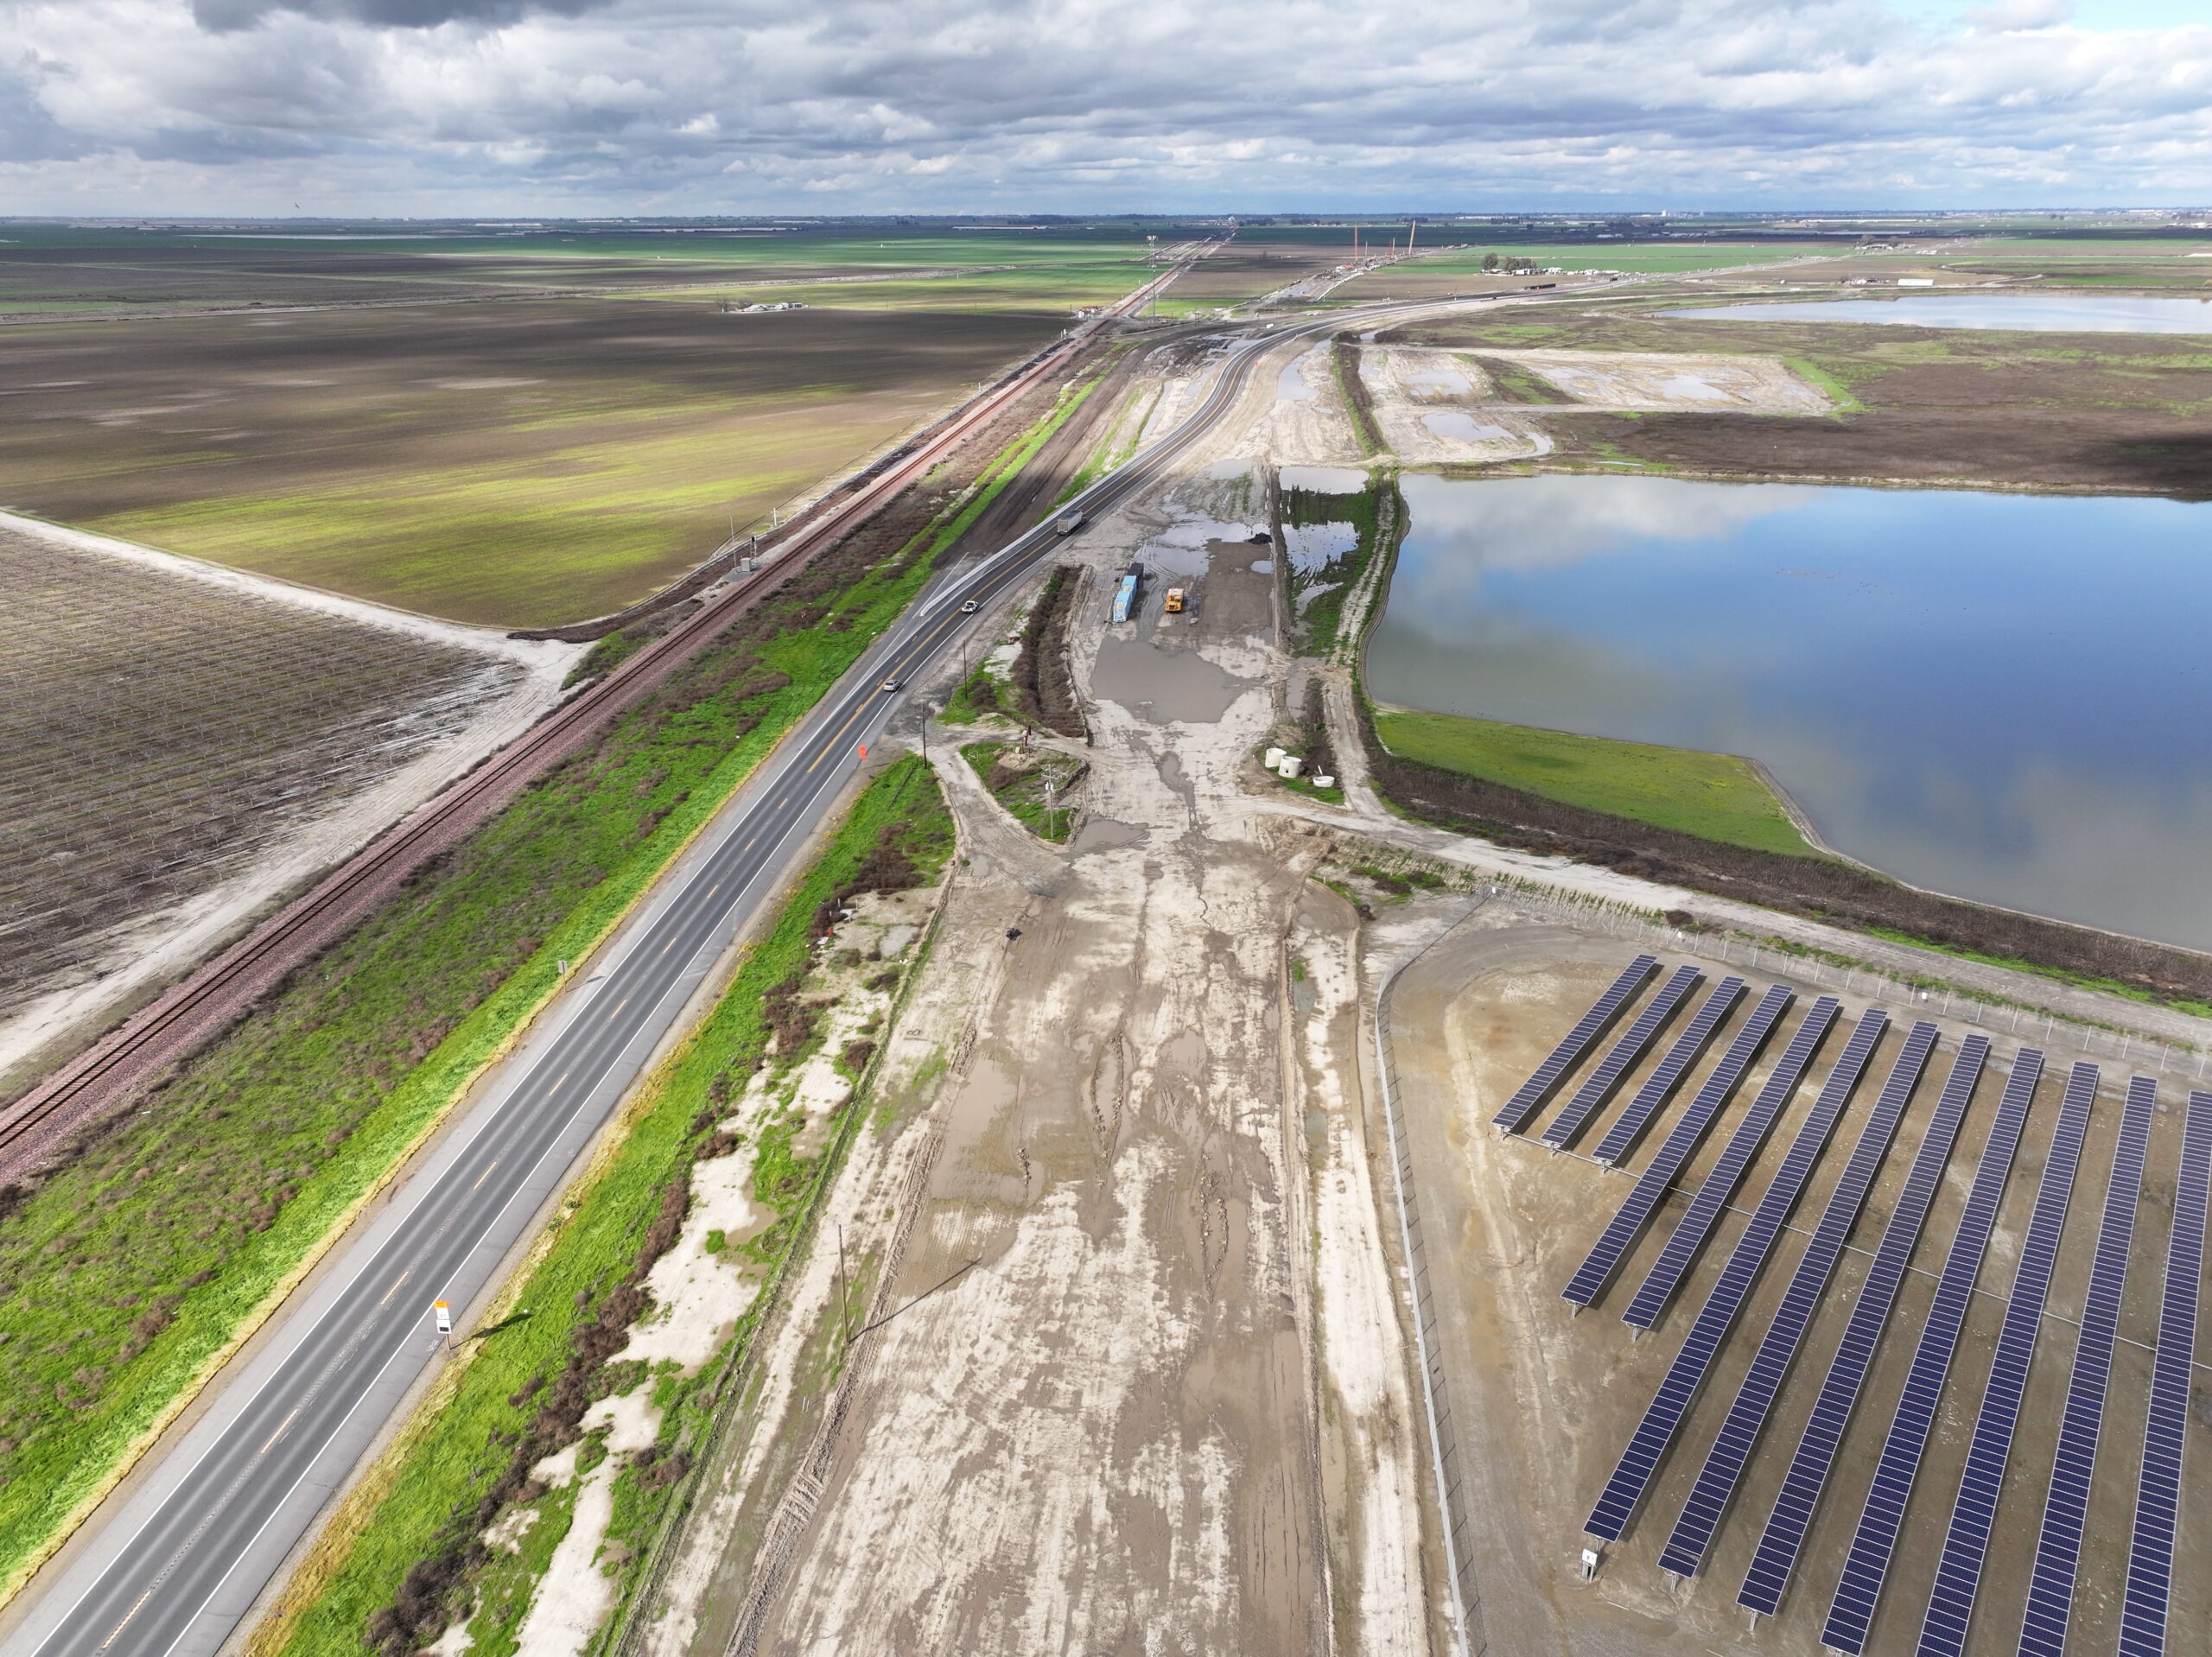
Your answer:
1367,473 -> 2212,950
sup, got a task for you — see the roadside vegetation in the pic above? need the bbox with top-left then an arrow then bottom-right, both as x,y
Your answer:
940,563 -> 1085,737
0,370 -> 1098,1601
962,740 -> 1084,842
1330,333 -> 1386,456
1371,709 -> 1814,856
264,756 -> 956,1657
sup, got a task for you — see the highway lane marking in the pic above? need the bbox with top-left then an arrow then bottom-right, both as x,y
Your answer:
25,345 -> 1096,1657
99,1588 -> 153,1651
259,1407 -> 300,1456
472,1160 -> 499,1191
35,284 -> 1462,1657
377,1271 -> 410,1308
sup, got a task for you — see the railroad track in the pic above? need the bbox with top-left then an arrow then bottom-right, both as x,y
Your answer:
0,259 -> 1192,1174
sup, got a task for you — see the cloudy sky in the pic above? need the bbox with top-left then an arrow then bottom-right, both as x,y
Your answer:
3,0 -> 2209,216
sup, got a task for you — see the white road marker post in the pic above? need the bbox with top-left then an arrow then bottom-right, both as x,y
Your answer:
433,1298 -> 453,1350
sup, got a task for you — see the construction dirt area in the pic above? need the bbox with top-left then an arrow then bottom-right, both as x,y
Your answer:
586,318 -> 2212,1657
632,422 -> 1443,1656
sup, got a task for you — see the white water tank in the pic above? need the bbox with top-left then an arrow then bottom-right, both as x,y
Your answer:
1313,774 -> 1335,790
1278,755 -> 1304,778
1263,746 -> 1286,770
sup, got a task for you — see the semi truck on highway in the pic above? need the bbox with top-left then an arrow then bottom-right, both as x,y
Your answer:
1056,509 -> 1085,535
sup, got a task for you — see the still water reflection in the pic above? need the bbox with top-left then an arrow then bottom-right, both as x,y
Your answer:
1367,473 -> 2212,949
1665,293 -> 2212,335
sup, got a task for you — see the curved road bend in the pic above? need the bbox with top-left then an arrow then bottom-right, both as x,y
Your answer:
5,291 -> 1484,1657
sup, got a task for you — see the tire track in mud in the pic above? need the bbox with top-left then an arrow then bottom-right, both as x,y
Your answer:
721,866 -> 1019,1657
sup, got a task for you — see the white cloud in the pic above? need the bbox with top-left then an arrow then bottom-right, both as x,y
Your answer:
0,0 -> 2206,213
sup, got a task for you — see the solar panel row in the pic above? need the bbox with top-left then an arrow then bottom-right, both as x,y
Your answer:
1491,955 -> 1659,1135
2117,1087 -> 2212,1657
1820,1048 -> 2045,1655
1916,1061 -> 2099,1657
1589,976 -> 1748,1168
1621,997 -> 1841,1330
1657,1020 -> 1938,1580
1738,1035 -> 1990,1620
1562,983 -> 1796,1309
1540,964 -> 1704,1152
2018,1075 -> 2157,1657
1582,1010 -> 1885,1544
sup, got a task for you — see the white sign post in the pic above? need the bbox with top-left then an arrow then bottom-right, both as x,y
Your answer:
433,1298 -> 453,1349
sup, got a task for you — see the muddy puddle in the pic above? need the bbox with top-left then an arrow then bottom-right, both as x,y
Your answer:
1420,409 -> 1511,443
1091,632 -> 1249,723
1274,348 -> 1323,401
1401,361 -> 1473,397
1279,463 -> 1367,492
1071,816 -> 1143,854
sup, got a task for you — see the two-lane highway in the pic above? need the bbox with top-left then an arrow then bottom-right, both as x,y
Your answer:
6,289 -> 1484,1657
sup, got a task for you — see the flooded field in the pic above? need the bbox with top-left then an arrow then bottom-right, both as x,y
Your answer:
1669,293 -> 2212,334
1367,473 -> 2212,950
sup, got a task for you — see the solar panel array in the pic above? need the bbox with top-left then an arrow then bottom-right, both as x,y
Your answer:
1491,955 -> 1658,1135
2018,1074 -> 2157,1657
1916,1060 -> 2099,1657
1582,1009 -> 1885,1544
1657,1020 -> 1937,1580
1588,976 -> 1747,1168
1620,997 -> 1841,1330
1539,964 -> 1703,1152
1562,984 -> 1795,1309
1820,1048 -> 2045,1655
1500,956 -> 2196,1644
2118,1087 -> 2212,1657
1738,1034 -> 1991,1619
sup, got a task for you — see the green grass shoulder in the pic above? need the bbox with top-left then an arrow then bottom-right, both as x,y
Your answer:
1372,708 -> 1815,857
273,757 -> 952,1657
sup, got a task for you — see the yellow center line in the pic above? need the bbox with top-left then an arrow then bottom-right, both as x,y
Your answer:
378,1270 -> 411,1308
260,1406 -> 300,1456
100,1587 -> 153,1650
806,696 -> 874,775
472,1159 -> 499,1191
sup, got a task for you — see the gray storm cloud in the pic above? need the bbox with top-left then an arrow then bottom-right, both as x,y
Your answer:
190,0 -> 608,28
2,0 -> 2208,211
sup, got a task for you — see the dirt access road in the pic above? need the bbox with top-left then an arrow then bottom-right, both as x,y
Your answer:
667,462 -> 1439,1654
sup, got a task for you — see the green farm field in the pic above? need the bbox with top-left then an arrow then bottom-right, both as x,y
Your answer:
0,369 -> 1096,1600
1334,239 -> 1843,301
0,222 -> 1190,318
0,300 -> 1063,626
0,221 -> 1179,625
1370,706 -> 1814,856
